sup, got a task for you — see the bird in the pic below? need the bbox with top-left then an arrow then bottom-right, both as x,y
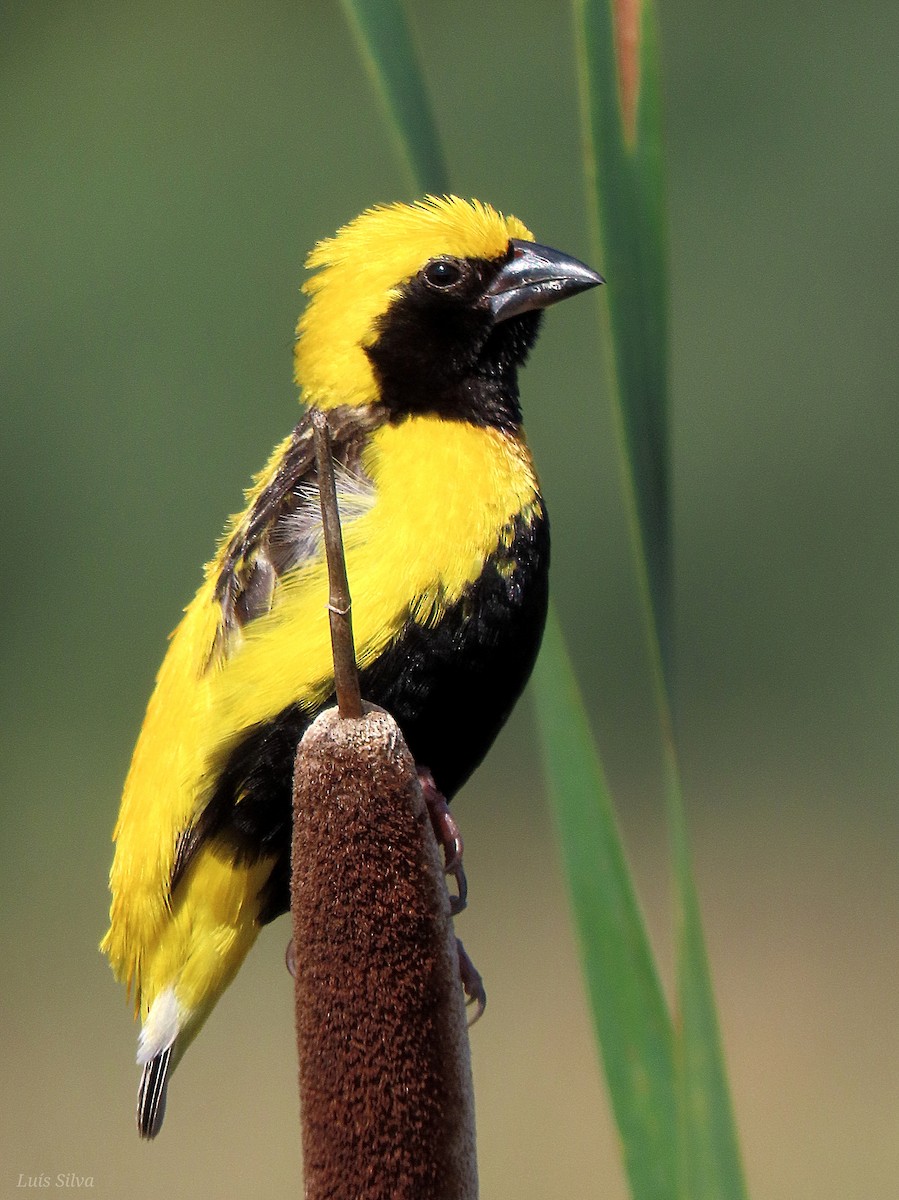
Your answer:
101,195 -> 602,1138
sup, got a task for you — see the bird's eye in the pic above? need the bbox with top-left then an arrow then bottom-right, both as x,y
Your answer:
423,259 -> 463,289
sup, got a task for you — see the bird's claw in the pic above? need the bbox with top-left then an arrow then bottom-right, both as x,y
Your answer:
456,938 -> 486,1025
447,862 -> 468,916
418,767 -> 468,914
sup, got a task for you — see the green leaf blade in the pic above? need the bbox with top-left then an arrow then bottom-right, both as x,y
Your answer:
575,0 -> 671,678
339,0 -> 450,197
535,610 -> 678,1200
668,763 -> 749,1200
575,1 -> 750,1196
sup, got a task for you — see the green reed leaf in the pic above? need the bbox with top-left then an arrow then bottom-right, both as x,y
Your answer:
339,0 -> 449,196
575,0 -> 749,1195
535,612 -> 679,1200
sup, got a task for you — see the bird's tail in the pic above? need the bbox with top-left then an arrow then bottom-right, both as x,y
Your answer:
120,848 -> 276,1137
137,1047 -> 173,1139
135,985 -> 183,1139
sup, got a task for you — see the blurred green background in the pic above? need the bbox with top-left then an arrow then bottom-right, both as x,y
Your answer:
2,1 -> 898,1196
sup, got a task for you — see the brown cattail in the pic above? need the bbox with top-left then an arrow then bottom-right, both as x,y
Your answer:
291,705 -> 478,1199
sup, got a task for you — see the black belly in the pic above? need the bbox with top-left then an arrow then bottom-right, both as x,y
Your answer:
193,507 -> 549,923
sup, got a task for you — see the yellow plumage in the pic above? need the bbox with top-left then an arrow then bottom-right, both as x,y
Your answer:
101,195 -> 601,1136
103,418 -> 540,1005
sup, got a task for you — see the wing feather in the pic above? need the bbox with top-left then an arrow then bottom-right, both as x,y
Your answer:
103,404 -> 385,1000
210,404 -> 384,664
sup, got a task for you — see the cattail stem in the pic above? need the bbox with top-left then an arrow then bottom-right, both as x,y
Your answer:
311,408 -> 363,719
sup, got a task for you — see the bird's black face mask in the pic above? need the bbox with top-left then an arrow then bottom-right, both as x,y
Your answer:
366,239 -> 602,431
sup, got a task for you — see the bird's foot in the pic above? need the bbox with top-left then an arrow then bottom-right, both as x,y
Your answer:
285,937 -> 297,978
457,938 -> 486,1024
418,767 -> 467,915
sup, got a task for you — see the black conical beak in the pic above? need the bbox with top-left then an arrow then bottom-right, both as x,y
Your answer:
485,238 -> 604,323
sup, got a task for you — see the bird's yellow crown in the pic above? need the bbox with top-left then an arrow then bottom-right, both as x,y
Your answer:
293,196 -> 533,408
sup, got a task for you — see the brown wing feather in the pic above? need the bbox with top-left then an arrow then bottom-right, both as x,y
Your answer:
209,403 -> 388,664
